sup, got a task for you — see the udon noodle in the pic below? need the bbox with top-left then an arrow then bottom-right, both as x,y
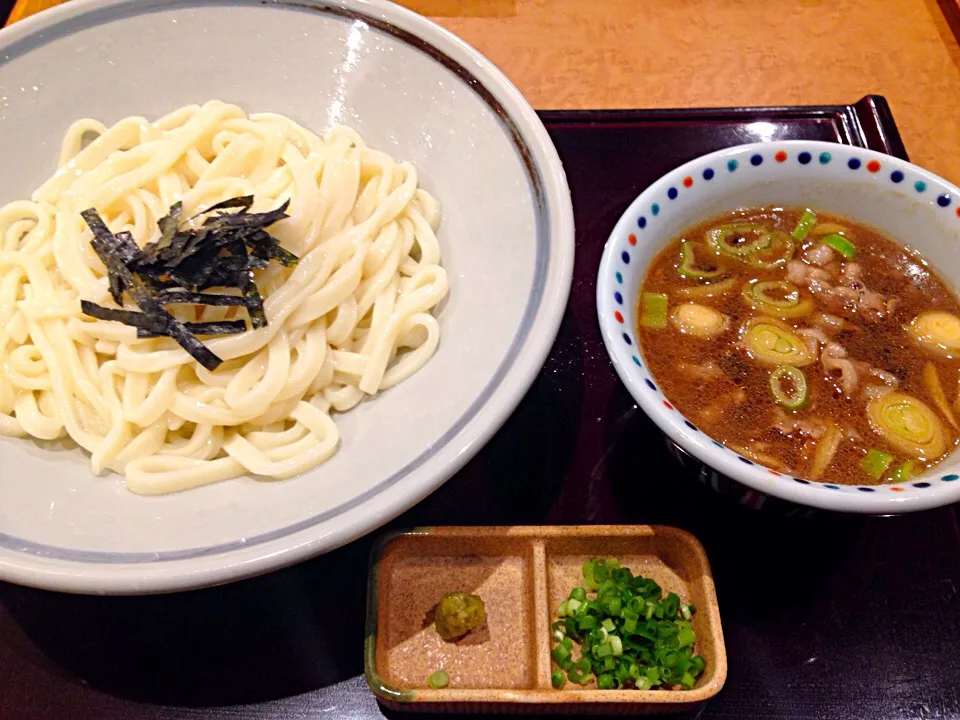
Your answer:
0,100 -> 448,494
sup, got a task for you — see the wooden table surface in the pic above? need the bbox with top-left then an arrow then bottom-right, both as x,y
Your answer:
2,3 -> 960,720
5,0 -> 960,181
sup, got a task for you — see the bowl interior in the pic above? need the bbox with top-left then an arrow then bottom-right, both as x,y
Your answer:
599,141 -> 960,512
0,0 -> 570,585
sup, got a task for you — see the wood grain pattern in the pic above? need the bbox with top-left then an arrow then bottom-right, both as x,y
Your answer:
941,0 -> 960,44
432,0 -> 960,181
4,0 -> 517,22
399,0 -> 517,16
5,0 -> 56,24
4,0 -> 960,180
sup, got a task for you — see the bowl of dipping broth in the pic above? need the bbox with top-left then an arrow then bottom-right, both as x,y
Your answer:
597,140 -> 960,514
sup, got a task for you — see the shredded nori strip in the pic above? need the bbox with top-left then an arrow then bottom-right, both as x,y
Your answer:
112,231 -> 143,266
137,320 -> 246,339
80,300 -> 164,331
82,302 -> 246,339
242,273 -> 267,330
155,290 -> 252,306
86,234 -> 223,370
82,210 -> 141,304
78,197 -> 297,370
79,208 -> 114,245
156,201 -> 182,248
202,199 -> 290,230
194,195 -> 255,216
246,228 -> 299,267
106,269 -> 126,306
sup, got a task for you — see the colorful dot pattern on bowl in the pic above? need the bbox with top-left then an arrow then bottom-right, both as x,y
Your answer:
612,146 -> 960,494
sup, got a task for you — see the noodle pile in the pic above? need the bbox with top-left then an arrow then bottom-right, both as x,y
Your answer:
0,100 -> 448,494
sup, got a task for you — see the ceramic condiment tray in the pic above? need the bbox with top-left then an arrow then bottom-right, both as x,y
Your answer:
365,525 -> 726,714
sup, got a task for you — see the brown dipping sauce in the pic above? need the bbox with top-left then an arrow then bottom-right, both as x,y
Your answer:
637,207 -> 960,485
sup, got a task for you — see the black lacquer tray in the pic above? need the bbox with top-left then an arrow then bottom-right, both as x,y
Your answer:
1,97 -> 957,720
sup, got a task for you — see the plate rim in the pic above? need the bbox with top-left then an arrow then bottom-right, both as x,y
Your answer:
0,0 -> 575,593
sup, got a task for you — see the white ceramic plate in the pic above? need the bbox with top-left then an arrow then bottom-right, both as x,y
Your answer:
0,0 -> 574,593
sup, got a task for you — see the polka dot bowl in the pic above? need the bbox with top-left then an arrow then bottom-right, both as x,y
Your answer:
597,140 -> 960,514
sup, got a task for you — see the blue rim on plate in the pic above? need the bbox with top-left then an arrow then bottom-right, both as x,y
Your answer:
0,0 -> 576,595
